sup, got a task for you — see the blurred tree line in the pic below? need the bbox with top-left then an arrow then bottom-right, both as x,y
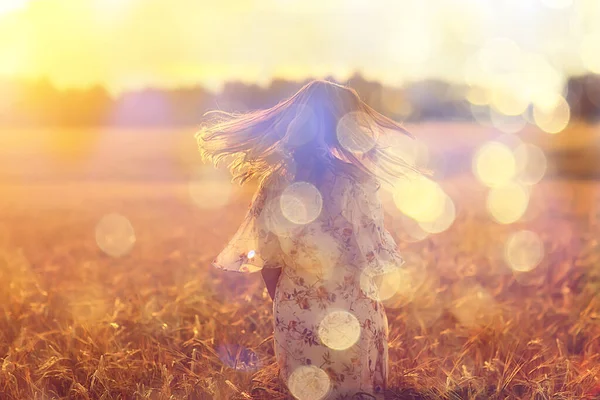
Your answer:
0,73 -> 598,127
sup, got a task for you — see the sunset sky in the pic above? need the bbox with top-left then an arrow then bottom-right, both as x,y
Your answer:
0,0 -> 598,93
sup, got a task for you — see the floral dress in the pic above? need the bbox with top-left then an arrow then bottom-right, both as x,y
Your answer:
212,169 -> 405,400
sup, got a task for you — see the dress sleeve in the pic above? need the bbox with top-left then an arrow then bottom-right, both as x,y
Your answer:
338,176 -> 405,275
211,176 -> 285,273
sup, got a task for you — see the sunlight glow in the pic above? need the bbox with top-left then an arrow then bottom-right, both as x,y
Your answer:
0,1 -> 596,90
91,0 -> 136,17
0,0 -> 28,16
540,0 -> 573,9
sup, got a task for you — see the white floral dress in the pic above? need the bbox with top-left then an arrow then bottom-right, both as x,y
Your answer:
212,169 -> 405,399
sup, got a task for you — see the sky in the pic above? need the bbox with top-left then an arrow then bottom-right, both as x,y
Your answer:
0,0 -> 598,93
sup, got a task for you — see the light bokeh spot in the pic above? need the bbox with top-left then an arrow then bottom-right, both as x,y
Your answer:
317,310 -> 361,351
381,252 -> 428,308
360,266 -> 404,301
514,143 -> 547,185
392,175 -> 446,223
466,86 -> 491,106
68,284 -> 109,323
504,230 -> 544,272
450,284 -> 497,328
95,213 -> 136,258
188,166 -> 233,209
533,94 -> 570,134
336,111 -> 377,154
489,109 -> 527,134
287,365 -> 331,400
280,182 -> 323,225
473,141 -> 516,188
486,183 -> 530,224
263,195 -> 303,238
399,214 -> 430,242
418,192 -> 456,234
490,85 -> 529,116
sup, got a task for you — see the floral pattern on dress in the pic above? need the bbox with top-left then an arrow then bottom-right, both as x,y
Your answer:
213,170 -> 404,399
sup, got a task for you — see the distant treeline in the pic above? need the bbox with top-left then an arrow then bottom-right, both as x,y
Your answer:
0,73 -> 598,127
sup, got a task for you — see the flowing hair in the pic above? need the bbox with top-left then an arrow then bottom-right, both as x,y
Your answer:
195,79 -> 418,187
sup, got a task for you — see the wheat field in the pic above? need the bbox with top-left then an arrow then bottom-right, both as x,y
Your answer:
1,123 -> 599,399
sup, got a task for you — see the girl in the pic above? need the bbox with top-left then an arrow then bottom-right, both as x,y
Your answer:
196,80 -> 413,399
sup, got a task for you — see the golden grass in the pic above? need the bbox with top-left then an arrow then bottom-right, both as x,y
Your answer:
1,166 -> 600,398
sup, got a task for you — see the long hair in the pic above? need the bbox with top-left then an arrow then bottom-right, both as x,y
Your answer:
195,79 -> 418,187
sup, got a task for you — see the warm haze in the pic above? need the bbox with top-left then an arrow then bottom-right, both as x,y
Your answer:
1,1 -> 600,399
0,0 -> 599,93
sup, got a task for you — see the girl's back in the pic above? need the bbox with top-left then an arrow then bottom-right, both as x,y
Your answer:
262,166 -> 403,284
250,167 -> 404,398
199,80 -> 413,399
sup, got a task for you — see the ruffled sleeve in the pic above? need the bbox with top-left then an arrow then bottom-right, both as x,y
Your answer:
337,175 -> 405,275
211,176 -> 286,273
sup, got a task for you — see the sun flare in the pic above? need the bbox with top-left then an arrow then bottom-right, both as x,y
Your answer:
0,0 -> 28,16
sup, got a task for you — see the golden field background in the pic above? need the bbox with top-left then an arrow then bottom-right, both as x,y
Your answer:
0,122 -> 600,399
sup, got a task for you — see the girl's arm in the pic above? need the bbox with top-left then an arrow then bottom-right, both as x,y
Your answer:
261,267 -> 282,301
